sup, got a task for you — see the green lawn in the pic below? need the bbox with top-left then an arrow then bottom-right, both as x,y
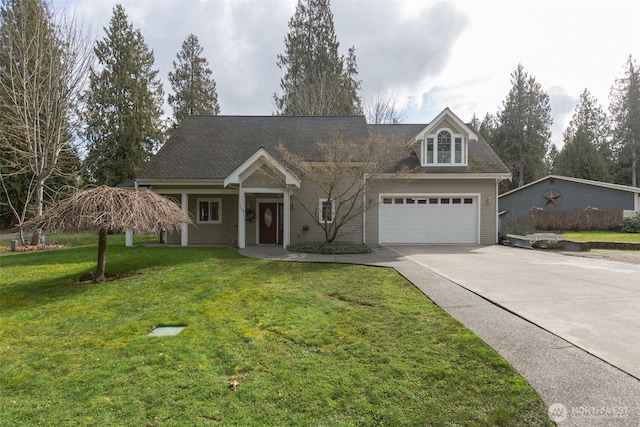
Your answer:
0,234 -> 552,426
563,231 -> 640,243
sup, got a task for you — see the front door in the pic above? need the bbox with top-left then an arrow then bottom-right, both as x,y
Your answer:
259,203 -> 278,244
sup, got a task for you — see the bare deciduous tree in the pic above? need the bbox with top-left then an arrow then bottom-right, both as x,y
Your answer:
0,0 -> 93,244
21,186 -> 192,282
273,132 -> 408,243
364,88 -> 407,124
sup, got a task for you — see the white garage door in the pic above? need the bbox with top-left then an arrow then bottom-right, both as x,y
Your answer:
379,195 -> 478,244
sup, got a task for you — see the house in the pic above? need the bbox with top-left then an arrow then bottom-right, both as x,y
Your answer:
499,175 -> 640,229
135,108 -> 511,248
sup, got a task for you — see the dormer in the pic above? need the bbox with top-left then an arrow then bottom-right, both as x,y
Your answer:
410,108 -> 478,167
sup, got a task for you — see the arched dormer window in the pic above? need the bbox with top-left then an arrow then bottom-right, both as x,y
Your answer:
423,128 -> 466,166
437,130 -> 451,163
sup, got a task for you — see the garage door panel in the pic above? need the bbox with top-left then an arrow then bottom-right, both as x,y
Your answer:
379,195 -> 477,244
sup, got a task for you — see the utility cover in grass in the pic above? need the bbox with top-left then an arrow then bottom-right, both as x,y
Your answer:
147,326 -> 186,337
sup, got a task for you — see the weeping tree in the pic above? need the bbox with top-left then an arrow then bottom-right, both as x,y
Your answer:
21,186 -> 192,282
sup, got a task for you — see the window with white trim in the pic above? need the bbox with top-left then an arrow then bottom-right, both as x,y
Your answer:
197,198 -> 222,224
423,128 -> 466,166
319,198 -> 335,223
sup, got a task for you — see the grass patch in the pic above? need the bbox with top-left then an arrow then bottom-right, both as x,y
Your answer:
563,231 -> 640,243
0,234 -> 552,426
287,241 -> 372,254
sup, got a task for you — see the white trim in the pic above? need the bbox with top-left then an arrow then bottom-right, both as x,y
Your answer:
180,193 -> 189,247
422,127 -> 467,167
238,187 -> 246,249
373,173 -> 512,181
224,147 -> 300,188
196,198 -> 222,224
153,188 -> 238,195
409,108 -> 478,145
378,192 -> 481,245
499,174 -> 640,198
241,187 -> 287,194
283,191 -> 291,248
319,198 -> 335,223
137,179 -> 225,186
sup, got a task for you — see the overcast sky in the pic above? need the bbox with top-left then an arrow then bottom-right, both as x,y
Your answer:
57,0 -> 639,149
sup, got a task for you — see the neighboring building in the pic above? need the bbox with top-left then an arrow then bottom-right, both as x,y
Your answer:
499,175 -> 640,228
135,108 -> 511,248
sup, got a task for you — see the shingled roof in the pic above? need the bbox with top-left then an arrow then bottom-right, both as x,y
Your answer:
138,115 -> 368,180
367,123 -> 509,174
137,115 -> 509,181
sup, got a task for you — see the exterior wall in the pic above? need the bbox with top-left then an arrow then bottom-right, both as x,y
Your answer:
243,166 -> 282,188
289,179 -> 364,244
366,178 -> 498,245
158,191 -> 239,246
499,178 -> 636,227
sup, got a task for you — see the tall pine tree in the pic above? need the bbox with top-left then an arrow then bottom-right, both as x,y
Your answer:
491,64 -> 552,190
609,55 -> 640,187
168,34 -> 220,127
274,0 -> 361,116
554,89 -> 611,181
82,4 -> 165,186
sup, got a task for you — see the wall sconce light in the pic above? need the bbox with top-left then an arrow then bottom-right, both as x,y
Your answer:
302,225 -> 309,231
485,196 -> 492,205
291,200 -> 296,209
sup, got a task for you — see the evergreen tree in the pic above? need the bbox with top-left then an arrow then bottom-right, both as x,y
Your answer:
609,55 -> 640,186
554,89 -> 611,181
491,64 -> 552,190
274,0 -> 362,116
168,34 -> 220,127
478,112 -> 498,144
82,4 -> 165,186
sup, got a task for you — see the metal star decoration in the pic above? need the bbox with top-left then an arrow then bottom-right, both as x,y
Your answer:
542,189 -> 562,206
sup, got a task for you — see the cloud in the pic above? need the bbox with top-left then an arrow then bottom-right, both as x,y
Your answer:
333,1 -> 469,102
548,86 -> 577,149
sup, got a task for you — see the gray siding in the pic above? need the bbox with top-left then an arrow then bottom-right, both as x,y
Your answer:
289,180 -> 363,244
243,166 -> 281,188
366,178 -> 498,245
499,178 -> 636,226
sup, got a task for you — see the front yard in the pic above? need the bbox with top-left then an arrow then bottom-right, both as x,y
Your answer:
0,234 -> 552,426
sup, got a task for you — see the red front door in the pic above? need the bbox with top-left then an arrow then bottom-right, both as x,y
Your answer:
259,203 -> 277,244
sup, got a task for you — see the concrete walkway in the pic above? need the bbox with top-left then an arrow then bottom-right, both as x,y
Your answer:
239,245 -> 640,426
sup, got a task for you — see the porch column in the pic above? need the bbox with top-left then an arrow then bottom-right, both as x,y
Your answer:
181,192 -> 189,247
283,191 -> 290,248
125,229 -> 133,247
238,187 -> 246,248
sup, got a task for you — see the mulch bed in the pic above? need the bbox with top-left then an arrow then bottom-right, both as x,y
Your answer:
1,243 -> 69,252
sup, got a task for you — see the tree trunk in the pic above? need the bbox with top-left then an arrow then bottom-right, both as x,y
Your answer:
30,179 -> 44,245
96,228 -> 108,281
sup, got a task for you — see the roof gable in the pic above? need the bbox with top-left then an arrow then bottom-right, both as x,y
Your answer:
410,108 -> 478,144
224,147 -> 300,187
499,175 -> 640,198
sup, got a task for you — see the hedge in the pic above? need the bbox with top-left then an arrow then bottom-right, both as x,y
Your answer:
529,208 -> 623,231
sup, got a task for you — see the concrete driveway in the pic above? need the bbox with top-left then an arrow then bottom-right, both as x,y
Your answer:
388,244 -> 640,380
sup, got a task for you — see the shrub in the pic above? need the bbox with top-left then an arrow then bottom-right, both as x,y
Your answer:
502,217 -> 535,236
287,241 -> 372,254
530,208 -> 622,231
620,216 -> 640,233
